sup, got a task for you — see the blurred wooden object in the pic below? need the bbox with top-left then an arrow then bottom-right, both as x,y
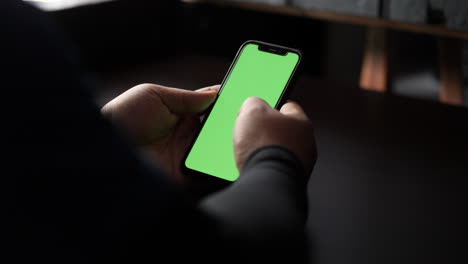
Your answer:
360,30 -> 465,106
438,37 -> 465,106
183,0 -> 468,38
183,0 -> 468,105
360,27 -> 389,92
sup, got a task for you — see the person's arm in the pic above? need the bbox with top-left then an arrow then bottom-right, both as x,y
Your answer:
1,2 -> 220,263
201,146 -> 309,261
101,84 -> 315,262
200,97 -> 316,262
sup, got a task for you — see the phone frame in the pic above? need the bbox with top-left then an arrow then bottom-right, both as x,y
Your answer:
181,40 -> 303,188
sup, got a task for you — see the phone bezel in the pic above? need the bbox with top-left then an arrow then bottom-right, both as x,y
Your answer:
181,40 -> 303,186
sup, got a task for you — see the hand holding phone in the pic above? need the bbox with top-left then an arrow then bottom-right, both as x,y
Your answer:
183,40 -> 305,182
234,97 -> 316,174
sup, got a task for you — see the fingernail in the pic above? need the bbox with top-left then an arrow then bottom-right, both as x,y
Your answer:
203,90 -> 217,94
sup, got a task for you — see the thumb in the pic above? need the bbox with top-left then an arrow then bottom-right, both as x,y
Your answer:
153,85 -> 218,114
279,101 -> 309,120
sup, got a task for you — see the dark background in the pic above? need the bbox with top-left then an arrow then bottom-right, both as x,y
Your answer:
50,0 -> 467,106
51,0 -> 325,78
41,1 -> 468,263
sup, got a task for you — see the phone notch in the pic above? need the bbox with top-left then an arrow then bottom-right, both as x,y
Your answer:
258,44 -> 287,56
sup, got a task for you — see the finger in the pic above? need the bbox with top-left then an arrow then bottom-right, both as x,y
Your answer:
279,101 -> 309,120
174,115 -> 202,150
196,85 -> 221,93
237,97 -> 271,117
149,84 -> 218,114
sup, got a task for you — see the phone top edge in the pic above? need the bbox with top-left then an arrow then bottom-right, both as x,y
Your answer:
242,40 -> 303,57
217,40 -> 303,97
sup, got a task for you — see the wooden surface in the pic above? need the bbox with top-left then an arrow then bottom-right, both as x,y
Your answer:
184,0 -> 467,105
297,75 -> 468,264
184,0 -> 468,39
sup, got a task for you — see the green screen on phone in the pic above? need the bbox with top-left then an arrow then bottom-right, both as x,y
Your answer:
185,42 -> 300,181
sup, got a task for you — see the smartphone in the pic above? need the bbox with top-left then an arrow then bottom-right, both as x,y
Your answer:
182,40 -> 302,182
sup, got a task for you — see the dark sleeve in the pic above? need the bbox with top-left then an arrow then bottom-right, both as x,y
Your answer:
201,146 -> 309,262
1,1 -> 218,263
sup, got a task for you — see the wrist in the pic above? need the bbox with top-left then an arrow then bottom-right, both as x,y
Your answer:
241,145 -> 311,183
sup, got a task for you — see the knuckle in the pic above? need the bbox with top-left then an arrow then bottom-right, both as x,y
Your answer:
242,97 -> 268,115
135,83 -> 159,91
